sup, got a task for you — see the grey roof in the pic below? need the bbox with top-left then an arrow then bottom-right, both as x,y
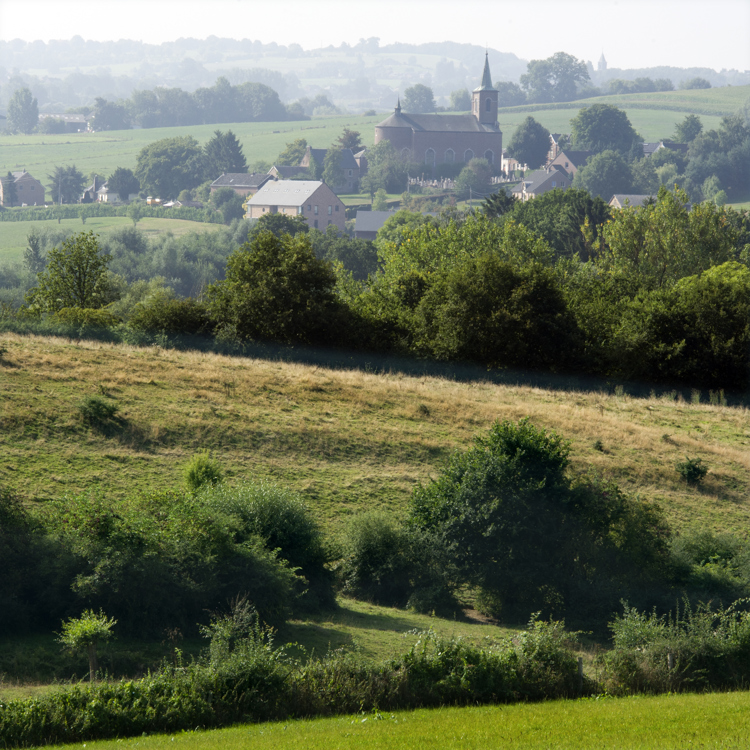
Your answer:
269,165 -> 308,178
306,147 -> 359,170
211,172 -> 271,188
473,52 -> 496,92
377,110 -> 495,133
554,150 -> 593,168
610,194 -> 655,208
642,142 -> 662,156
248,180 -> 330,207
354,210 -> 398,233
511,168 -> 569,195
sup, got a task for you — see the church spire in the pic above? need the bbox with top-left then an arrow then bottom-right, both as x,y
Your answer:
474,51 -> 496,92
396,96 -> 401,113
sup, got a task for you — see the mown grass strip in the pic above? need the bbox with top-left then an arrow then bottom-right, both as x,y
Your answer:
32,692 -> 750,750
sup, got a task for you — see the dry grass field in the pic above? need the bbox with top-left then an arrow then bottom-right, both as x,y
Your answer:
2,332 -> 749,536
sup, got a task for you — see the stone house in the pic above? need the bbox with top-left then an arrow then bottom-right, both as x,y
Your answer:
511,165 -> 571,202
374,54 -> 502,172
245,180 -> 346,231
210,172 -> 272,197
300,146 -> 361,192
0,170 -> 45,206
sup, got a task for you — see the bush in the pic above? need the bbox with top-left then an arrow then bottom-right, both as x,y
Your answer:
129,296 -> 211,336
78,395 -> 119,425
200,481 -> 334,611
51,307 -> 121,328
676,456 -> 708,485
184,452 -> 224,492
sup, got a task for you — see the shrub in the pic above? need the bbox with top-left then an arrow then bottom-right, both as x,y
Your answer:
129,296 -> 211,336
184,451 -> 224,492
78,395 -> 119,425
676,456 -> 708,485
201,481 -> 334,610
57,609 -> 117,682
52,307 -> 121,328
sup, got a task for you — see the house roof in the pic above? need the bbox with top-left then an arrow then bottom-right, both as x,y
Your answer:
354,210 -> 398,233
38,113 -> 88,123
554,150 -> 593,168
609,194 -> 655,208
306,147 -> 359,170
376,110 -> 495,133
269,165 -> 308,178
511,168 -> 569,195
211,172 -> 271,188
247,180 -> 331,207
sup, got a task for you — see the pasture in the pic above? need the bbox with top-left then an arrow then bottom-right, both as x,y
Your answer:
1,333 -> 749,536
29,692 -> 750,750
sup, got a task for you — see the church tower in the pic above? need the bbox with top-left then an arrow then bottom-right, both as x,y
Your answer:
597,52 -> 607,72
472,53 -> 498,129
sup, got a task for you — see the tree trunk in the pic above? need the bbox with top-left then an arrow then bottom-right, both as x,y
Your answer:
87,643 -> 98,682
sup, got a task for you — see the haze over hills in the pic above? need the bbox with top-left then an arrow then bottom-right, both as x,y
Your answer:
1,37 -> 749,115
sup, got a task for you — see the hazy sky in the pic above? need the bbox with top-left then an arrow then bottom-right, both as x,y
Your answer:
1,0 -> 749,72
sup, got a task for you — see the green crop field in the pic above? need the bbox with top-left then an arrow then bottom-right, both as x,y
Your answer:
30,692 -> 750,750
0,217 -> 223,263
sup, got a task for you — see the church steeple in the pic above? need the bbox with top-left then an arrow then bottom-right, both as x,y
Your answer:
395,96 -> 401,114
472,53 -> 498,128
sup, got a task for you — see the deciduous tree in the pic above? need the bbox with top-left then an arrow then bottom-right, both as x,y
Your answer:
402,84 -> 436,113
47,165 -> 86,204
7,87 -> 39,134
520,52 -> 589,103
107,167 -> 140,202
506,116 -> 550,169
134,136 -> 206,200
570,104 -> 641,155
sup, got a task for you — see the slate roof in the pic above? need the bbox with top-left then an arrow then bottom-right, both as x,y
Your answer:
354,210 -> 398,234
511,167 -> 570,195
269,165 -> 308,178
609,194 -> 655,208
473,52 -> 496,92
211,172 -> 271,188
306,147 -> 359,170
377,110 -> 495,133
247,180 -> 329,207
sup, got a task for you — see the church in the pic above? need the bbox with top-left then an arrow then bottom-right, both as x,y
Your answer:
374,54 -> 503,172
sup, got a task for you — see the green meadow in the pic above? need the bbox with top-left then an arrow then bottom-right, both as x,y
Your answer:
30,692 -> 750,750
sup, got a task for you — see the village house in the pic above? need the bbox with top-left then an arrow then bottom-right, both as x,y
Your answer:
299,146 -> 361,192
267,165 -> 309,180
96,182 -> 138,203
0,170 -> 45,206
210,172 -> 272,197
547,150 -> 592,177
609,194 -> 656,209
245,180 -> 346,231
37,113 -> 89,133
511,165 -> 571,202
374,54 -> 502,171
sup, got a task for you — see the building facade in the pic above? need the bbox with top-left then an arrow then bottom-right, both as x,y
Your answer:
374,54 -> 503,172
245,180 -> 346,231
0,170 -> 45,206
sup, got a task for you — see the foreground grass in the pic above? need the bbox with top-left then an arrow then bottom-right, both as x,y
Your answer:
2,332 -> 749,535
30,692 -> 750,750
0,217 -> 223,263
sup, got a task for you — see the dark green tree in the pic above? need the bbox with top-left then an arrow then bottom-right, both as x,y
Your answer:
7,87 -> 39,134
360,140 -> 409,197
335,128 -> 363,152
454,158 -> 492,200
322,146 -> 345,187
570,104 -> 642,155
206,231 -> 340,345
47,165 -> 86,204
2,171 -> 19,207
275,138 -> 308,166
252,213 -> 309,238
107,167 -> 140,202
679,77 -> 711,90
673,114 -> 703,143
134,136 -> 206,200
26,231 -> 113,312
572,150 -> 633,200
482,190 -> 516,218
506,116 -> 551,169
520,52 -> 589,103
402,84 -> 436,113
203,129 -> 247,178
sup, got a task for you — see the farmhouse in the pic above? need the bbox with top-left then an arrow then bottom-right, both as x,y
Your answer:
245,180 -> 346,231
0,170 -> 45,206
511,165 -> 571,202
609,194 -> 656,209
547,150 -> 592,176
300,147 -> 361,192
374,54 -> 502,171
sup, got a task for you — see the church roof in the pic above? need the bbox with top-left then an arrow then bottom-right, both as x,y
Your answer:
473,52 -> 496,92
376,111 -> 495,133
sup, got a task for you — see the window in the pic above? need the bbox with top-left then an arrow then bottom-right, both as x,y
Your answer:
298,206 -> 303,215
485,98 -> 491,112
484,150 -> 494,165
335,204 -> 339,212
328,205 -> 332,215
307,204 -> 311,211
348,170 -> 352,176
314,220 -> 318,228
464,149 -> 474,163
444,149 -> 455,163
314,205 -> 318,215
425,148 -> 435,166
551,181 -> 556,187
327,220 -> 332,226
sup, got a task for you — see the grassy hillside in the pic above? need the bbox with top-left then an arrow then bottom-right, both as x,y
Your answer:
0,216 -> 224,263
2,332 -> 749,537
0,114 -> 381,192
